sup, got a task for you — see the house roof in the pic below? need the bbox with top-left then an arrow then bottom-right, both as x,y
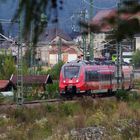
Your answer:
0,80 -> 10,89
49,43 -> 81,54
10,75 -> 53,85
39,28 -> 72,43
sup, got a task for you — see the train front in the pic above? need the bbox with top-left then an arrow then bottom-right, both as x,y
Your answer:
59,62 -> 85,97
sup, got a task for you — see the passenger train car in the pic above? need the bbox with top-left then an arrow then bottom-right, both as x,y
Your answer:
59,60 -> 133,98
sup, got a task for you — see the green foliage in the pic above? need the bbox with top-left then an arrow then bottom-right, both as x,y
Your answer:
0,53 -> 29,80
47,61 -> 64,80
13,108 -> 40,123
0,93 -> 5,103
132,49 -> 140,68
13,0 -> 61,45
45,82 -> 59,99
86,109 -> 107,125
44,104 -> 57,113
87,0 -> 140,42
0,96 -> 140,139
115,90 -> 140,102
22,60 -> 29,75
0,54 -> 16,79
59,102 -> 81,116
115,89 -> 129,101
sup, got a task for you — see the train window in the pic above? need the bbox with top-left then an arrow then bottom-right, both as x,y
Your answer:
100,73 -> 114,81
64,66 -> 80,78
85,71 -> 99,81
100,73 -> 111,81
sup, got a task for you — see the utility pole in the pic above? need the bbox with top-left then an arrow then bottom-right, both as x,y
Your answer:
58,37 -> 62,62
73,9 -> 87,60
17,0 -> 23,105
30,22 -> 34,75
81,9 -> 87,60
116,42 -> 122,89
116,0 -> 123,89
89,0 -> 94,60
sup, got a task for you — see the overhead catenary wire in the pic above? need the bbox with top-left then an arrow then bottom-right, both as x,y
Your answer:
83,0 -> 118,10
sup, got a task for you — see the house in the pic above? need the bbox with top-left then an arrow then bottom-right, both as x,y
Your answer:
0,34 -> 26,61
37,28 -> 82,66
135,34 -> 140,50
10,74 -> 53,97
48,43 -> 82,66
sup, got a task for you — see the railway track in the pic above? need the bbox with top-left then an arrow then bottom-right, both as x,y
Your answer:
0,87 -> 139,110
0,98 -> 63,109
0,94 -> 117,109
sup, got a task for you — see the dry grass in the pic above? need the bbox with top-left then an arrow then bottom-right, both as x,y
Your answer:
0,95 -> 140,140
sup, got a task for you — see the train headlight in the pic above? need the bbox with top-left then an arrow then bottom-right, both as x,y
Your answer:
63,80 -> 66,83
76,79 -> 79,83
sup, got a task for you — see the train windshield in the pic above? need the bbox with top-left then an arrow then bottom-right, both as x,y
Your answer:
64,66 -> 80,79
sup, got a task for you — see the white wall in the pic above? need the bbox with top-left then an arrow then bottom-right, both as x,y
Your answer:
136,37 -> 140,50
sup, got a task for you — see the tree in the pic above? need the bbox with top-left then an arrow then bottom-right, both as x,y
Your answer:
46,61 -> 64,80
13,0 -> 63,45
80,0 -> 140,43
0,54 -> 16,79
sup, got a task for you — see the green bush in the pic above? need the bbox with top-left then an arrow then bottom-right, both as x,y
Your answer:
45,82 -> 59,99
47,61 -> 64,80
115,89 -> 129,101
59,102 -> 81,116
44,104 -> 57,113
0,93 -> 5,103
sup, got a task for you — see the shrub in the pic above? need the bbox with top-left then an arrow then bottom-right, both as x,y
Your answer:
47,61 -> 64,80
45,82 -> 59,99
115,89 -> 129,101
59,102 -> 81,117
44,104 -> 57,113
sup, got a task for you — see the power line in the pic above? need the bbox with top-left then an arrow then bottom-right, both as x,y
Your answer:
83,0 -> 118,9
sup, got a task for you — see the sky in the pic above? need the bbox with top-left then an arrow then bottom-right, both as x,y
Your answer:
0,0 -> 118,36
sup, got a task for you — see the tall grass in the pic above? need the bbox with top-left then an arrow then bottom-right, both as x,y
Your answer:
0,93 -> 140,140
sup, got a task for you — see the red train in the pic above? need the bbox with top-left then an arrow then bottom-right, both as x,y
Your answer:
59,60 -> 133,98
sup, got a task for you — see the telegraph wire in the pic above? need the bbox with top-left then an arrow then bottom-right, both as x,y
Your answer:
83,0 -> 118,9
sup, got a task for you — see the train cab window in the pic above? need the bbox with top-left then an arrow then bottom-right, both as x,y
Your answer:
64,66 -> 80,79
85,71 -> 99,81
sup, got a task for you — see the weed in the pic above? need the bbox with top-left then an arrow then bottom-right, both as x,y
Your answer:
45,82 -> 59,99
59,102 -> 81,116
115,89 -> 129,101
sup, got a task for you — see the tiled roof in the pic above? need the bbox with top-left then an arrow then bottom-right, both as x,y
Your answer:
10,75 -> 53,85
39,28 -> 72,43
49,43 -> 79,54
0,80 -> 9,89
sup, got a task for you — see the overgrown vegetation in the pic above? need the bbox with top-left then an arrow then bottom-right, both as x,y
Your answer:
0,91 -> 140,140
45,61 -> 64,80
22,61 -> 64,100
0,54 -> 16,80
